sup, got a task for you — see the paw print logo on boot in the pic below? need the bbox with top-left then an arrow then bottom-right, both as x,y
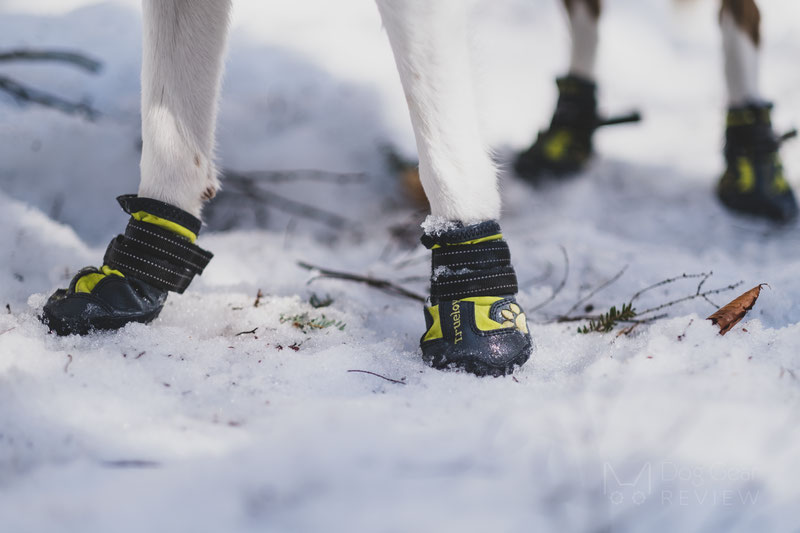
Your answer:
500,303 -> 528,335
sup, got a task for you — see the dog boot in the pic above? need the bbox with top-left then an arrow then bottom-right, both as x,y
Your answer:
41,195 -> 213,335
514,75 -> 639,183
419,220 -> 532,377
716,102 -> 798,223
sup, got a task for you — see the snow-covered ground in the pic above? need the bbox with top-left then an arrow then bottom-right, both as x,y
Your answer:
2,1 -> 800,531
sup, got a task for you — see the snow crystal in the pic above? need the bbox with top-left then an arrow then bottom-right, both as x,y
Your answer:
420,215 -> 459,236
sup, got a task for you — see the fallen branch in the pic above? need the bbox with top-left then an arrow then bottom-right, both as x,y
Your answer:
221,171 -> 355,230
0,49 -> 101,72
347,369 -> 406,385
298,261 -> 426,303
0,75 -> 100,119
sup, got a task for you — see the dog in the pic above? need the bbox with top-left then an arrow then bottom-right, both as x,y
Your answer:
40,0 -> 532,377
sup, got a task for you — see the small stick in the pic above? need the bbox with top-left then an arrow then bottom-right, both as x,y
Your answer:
628,272 -> 710,306
562,265 -> 628,318
235,327 -> 258,336
298,261 -> 426,303
528,245 -> 569,313
64,354 -> 73,373
347,369 -> 406,385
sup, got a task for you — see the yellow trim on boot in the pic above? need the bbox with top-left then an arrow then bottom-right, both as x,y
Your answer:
423,297 -> 529,341
736,157 -> 755,193
430,234 -> 503,249
544,130 -> 571,161
74,265 -> 125,294
462,296 -> 509,332
131,211 -> 197,243
772,155 -> 789,193
423,305 -> 443,342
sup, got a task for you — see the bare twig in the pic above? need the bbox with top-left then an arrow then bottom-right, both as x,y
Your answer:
637,281 -> 743,317
520,261 -> 554,288
254,289 -> 264,308
298,261 -> 426,303
235,327 -> 258,336
221,171 -> 356,229
64,354 -> 73,373
562,265 -> 628,318
0,75 -> 100,119
528,245 -> 569,313
0,49 -> 101,72
557,270 -> 740,334
347,369 -> 406,385
101,460 -> 160,469
628,272 -> 710,306
223,168 -> 366,185
558,313 -> 667,324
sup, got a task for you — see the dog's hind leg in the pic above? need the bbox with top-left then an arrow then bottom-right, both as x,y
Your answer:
720,0 -> 762,106
716,0 -> 798,222
514,0 -> 603,181
563,0 -> 601,81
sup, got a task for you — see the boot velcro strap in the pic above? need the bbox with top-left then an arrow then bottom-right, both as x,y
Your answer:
117,194 -> 202,236
431,266 -> 518,303
432,241 -> 511,271
103,221 -> 213,294
124,220 -> 212,275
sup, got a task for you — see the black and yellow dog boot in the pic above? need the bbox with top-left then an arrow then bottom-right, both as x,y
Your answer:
514,75 -> 640,183
716,102 -> 799,223
41,195 -> 213,335
419,220 -> 532,377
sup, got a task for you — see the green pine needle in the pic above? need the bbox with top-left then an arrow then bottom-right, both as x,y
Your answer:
280,312 -> 346,333
578,303 -> 637,334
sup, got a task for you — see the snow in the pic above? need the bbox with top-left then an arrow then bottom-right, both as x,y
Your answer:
2,1 -> 800,531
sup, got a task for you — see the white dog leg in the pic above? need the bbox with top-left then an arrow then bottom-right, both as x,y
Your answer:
138,0 -> 232,218
720,0 -> 763,106
564,0 -> 600,80
376,0 -> 500,224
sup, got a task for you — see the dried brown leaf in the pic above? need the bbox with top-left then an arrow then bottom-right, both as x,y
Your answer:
707,284 -> 767,335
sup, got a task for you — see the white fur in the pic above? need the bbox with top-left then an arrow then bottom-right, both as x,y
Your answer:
566,0 -> 599,80
720,8 -> 763,106
137,0 -> 499,224
138,0 -> 232,218
375,0 -> 501,223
